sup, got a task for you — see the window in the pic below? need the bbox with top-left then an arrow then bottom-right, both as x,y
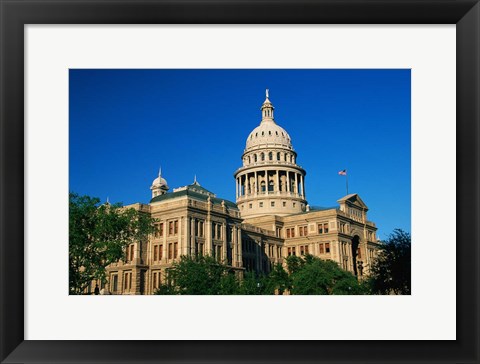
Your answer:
261,153 -> 265,161
174,242 -> 178,259
111,273 -> 118,292
152,271 -> 161,290
292,247 -> 296,256
271,201 -> 275,207
300,246 -> 305,255
254,154 -> 257,162
154,223 -> 163,238
168,243 -> 173,259
174,220 -> 178,234
319,243 -> 324,254
299,226 -> 308,237
269,152 -> 273,160
325,243 -> 330,253
277,152 -> 280,160
159,244 -> 163,260
305,245 -> 309,254
283,201 -> 286,207
197,220 -> 204,237
169,221 -> 174,235
124,271 -> 132,291
287,247 -> 292,256
154,245 -> 159,261
286,227 -> 295,238
259,202 -> 263,208
261,181 -> 266,192
249,203 -> 252,209
318,223 -> 329,234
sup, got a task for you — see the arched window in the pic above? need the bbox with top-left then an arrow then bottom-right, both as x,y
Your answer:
284,154 -> 287,162
268,152 -> 273,160
261,181 -> 266,192
268,180 -> 274,192
254,154 -> 258,162
261,153 -> 265,161
248,156 -> 251,164
277,152 -> 280,160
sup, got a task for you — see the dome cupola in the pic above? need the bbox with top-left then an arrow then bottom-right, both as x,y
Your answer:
150,167 -> 169,198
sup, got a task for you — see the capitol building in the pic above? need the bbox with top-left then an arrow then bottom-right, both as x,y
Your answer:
100,91 -> 380,295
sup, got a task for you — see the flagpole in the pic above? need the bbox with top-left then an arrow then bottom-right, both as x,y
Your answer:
346,173 -> 349,195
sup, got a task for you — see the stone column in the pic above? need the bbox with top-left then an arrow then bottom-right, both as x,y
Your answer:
222,223 -> 227,262
287,171 -> 290,193
184,217 -> 190,256
190,218 -> 195,256
295,173 -> 298,195
254,171 -> 258,196
162,220 -> 167,262
300,174 -> 304,197
236,177 -> 238,198
237,227 -> 242,268
178,216 -> 183,259
276,170 -> 280,193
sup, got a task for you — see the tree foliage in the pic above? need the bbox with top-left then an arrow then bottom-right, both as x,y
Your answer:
156,255 -> 240,295
69,192 -> 155,294
369,229 -> 411,295
286,255 -> 365,295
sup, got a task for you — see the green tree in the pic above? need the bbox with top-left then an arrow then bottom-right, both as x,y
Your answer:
69,192 -> 155,294
369,229 -> 411,295
264,263 -> 290,294
287,255 -> 364,295
156,255 -> 239,295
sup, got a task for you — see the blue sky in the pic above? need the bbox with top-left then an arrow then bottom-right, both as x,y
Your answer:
69,69 -> 411,239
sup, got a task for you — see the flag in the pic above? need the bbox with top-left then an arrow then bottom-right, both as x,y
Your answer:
338,169 -> 347,176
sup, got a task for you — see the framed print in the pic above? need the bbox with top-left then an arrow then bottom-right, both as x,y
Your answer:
1,0 -> 479,363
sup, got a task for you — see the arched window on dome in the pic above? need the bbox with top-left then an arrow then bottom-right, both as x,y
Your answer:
254,154 -> 258,162
248,156 -> 251,164
262,131 -> 265,136
284,154 -> 287,162
268,152 -> 273,160
276,131 -> 278,136
269,131 -> 272,136
277,152 -> 280,161
261,153 -> 265,161
268,180 -> 274,192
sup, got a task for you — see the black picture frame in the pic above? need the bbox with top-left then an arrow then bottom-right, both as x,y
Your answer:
1,1 -> 479,363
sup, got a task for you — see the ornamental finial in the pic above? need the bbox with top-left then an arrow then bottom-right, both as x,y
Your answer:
266,88 -> 269,99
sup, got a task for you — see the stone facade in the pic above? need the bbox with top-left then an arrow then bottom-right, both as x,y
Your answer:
90,90 -> 380,295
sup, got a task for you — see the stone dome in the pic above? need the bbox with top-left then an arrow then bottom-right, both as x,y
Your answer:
151,175 -> 168,188
245,120 -> 292,151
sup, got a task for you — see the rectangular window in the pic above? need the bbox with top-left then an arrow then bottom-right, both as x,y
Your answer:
111,274 -> 118,292
283,201 -> 286,207
159,223 -> 163,236
169,221 -> 174,235
154,245 -> 158,261
174,242 -> 178,259
249,203 -> 252,209
300,246 -> 305,255
288,247 -> 292,256
159,244 -> 163,260
299,226 -> 308,237
259,202 -> 263,207
271,201 -> 275,207
319,243 -> 324,254
318,223 -> 329,234
154,224 -> 160,238
305,245 -> 309,254
325,242 -> 330,253
286,228 -> 291,238
199,221 -> 204,237
168,243 -> 173,259
324,223 -> 329,233
174,220 -> 178,234
292,247 -> 296,256
130,245 -> 134,261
